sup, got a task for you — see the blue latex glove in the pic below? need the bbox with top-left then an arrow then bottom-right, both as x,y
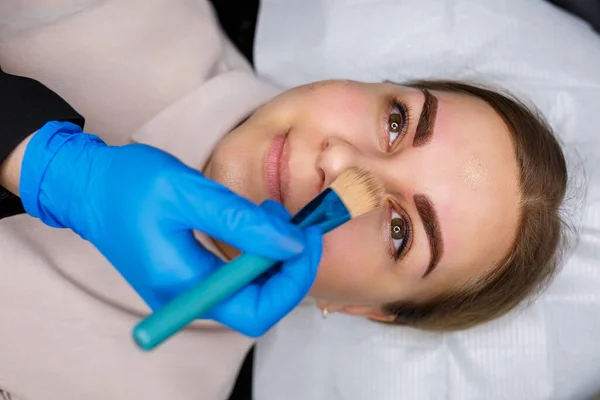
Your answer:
206,200 -> 322,336
19,121 -> 323,337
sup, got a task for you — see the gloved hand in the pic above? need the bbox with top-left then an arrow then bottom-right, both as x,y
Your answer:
19,121 -> 323,337
206,200 -> 322,336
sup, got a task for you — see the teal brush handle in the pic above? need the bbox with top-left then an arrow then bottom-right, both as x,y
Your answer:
134,188 -> 349,350
133,253 -> 275,350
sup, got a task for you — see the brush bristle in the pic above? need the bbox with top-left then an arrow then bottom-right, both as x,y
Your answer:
329,167 -> 384,218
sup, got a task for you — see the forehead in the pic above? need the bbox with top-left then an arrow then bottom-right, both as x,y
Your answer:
418,89 -> 521,292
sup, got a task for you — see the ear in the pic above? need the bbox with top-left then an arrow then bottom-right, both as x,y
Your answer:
340,305 -> 397,322
315,299 -> 345,313
316,300 -> 396,322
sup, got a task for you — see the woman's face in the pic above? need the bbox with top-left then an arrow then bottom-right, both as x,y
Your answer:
205,80 -> 520,319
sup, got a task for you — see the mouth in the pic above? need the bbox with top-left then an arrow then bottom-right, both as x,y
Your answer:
264,132 -> 290,204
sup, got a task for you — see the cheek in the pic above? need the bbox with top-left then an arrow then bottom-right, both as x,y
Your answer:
310,216 -> 392,304
319,229 -> 366,289
299,84 -> 378,143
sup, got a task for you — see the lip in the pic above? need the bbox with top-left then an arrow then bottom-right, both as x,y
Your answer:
265,133 -> 290,204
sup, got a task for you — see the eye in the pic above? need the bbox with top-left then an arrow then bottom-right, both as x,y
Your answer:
390,205 -> 411,261
387,100 -> 409,150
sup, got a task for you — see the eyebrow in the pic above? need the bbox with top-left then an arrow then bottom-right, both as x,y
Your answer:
412,89 -> 439,147
414,194 -> 444,278
408,88 -> 443,277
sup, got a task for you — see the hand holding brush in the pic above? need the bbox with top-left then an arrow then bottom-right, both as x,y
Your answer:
134,167 -> 384,350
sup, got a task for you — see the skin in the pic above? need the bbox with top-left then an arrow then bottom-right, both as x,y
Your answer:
205,80 -> 520,321
0,134 -> 32,195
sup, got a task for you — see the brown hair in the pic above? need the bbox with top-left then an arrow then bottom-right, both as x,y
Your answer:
382,80 -> 568,331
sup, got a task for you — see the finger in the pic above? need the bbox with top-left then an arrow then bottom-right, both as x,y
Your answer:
259,200 -> 292,221
178,173 -> 305,260
203,285 -> 260,333
208,226 -> 323,336
253,226 -> 323,321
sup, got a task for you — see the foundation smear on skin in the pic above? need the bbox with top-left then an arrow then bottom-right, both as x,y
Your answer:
460,156 -> 488,190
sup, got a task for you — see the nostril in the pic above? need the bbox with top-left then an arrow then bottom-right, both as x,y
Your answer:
317,168 -> 326,190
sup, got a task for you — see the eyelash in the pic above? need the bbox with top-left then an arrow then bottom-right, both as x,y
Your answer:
386,99 -> 411,151
388,200 -> 413,261
382,98 -> 413,261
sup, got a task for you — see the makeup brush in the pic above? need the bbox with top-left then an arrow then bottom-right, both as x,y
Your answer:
133,167 -> 384,351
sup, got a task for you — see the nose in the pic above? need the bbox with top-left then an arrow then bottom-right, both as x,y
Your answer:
317,136 -> 362,188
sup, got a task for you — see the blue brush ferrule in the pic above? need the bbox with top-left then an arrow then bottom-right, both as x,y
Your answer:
291,188 -> 351,233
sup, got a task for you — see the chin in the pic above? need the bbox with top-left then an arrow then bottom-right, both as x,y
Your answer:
208,147 -> 265,204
